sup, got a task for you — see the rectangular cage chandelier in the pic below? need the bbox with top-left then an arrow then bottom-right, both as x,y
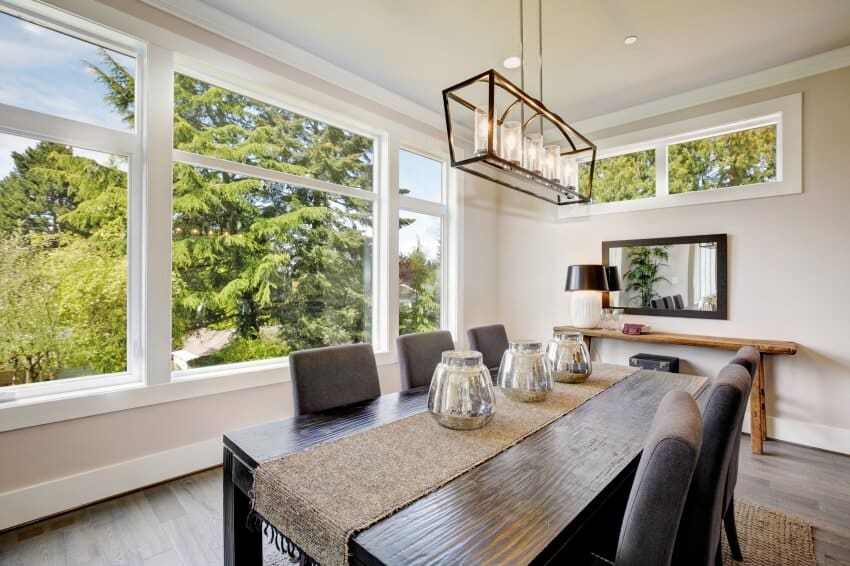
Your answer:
442,71 -> 597,205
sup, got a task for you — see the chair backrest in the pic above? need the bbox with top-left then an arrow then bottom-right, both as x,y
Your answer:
466,324 -> 509,375
730,345 -> 760,378
616,390 -> 702,566
723,346 -> 760,517
662,296 -> 675,309
672,294 -> 685,309
289,343 -> 381,416
672,364 -> 752,566
650,298 -> 666,309
396,331 -> 455,390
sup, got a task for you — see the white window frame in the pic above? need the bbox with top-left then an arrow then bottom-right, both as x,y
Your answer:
0,0 -> 460,430
168,66 -> 384,381
559,93 -> 802,219
396,146 -> 451,343
0,2 -> 146,403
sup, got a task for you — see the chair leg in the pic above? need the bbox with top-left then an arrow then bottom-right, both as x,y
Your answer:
724,498 -> 744,561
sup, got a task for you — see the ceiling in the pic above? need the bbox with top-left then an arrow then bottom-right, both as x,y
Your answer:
197,0 -> 850,123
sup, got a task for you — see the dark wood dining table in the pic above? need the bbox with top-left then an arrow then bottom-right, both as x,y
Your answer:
223,368 -> 708,565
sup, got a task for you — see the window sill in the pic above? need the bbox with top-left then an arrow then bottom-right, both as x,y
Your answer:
0,350 -> 398,432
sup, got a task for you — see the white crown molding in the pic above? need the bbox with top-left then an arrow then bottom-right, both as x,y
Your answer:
139,0 -> 444,130
573,45 -> 850,134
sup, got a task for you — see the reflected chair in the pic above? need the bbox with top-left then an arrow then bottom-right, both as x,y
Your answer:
584,390 -> 703,566
289,343 -> 381,416
466,324 -> 509,380
662,296 -> 675,309
396,330 -> 455,390
672,294 -> 685,309
650,298 -> 666,309
722,346 -> 761,561
672,364 -> 752,566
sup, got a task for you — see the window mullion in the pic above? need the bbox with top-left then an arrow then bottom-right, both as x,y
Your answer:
141,44 -> 174,386
384,136 -> 401,352
656,140 -> 669,198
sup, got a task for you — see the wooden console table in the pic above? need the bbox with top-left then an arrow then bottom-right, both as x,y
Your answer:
553,326 -> 798,454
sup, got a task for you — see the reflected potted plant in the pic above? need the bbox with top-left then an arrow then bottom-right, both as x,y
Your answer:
624,246 -> 670,308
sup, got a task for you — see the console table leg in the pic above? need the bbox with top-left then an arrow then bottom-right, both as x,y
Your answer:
758,354 -> 767,441
749,355 -> 765,454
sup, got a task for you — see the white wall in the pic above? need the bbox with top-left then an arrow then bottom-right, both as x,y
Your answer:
497,66 -> 850,455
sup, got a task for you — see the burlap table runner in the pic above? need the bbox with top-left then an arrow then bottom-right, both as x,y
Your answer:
253,363 -> 639,565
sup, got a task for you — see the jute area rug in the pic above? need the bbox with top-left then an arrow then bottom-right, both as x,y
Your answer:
721,500 -> 816,566
265,499 -> 817,566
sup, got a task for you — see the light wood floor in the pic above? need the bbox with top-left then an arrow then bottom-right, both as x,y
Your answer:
0,437 -> 848,565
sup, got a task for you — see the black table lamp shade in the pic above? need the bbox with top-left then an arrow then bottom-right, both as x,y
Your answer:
605,266 -> 621,292
565,265 -> 609,292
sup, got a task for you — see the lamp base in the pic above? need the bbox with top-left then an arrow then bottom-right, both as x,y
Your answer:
571,291 -> 602,329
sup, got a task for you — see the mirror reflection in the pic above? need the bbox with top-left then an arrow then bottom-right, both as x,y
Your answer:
606,242 -> 719,312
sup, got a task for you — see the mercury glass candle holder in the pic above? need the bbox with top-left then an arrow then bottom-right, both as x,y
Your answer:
497,340 -> 553,402
546,331 -> 592,383
428,351 -> 496,430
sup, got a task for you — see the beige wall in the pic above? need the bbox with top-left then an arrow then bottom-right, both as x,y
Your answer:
497,66 -> 850,453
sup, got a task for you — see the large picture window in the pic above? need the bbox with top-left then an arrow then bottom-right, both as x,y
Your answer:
0,2 -> 455,423
171,73 -> 377,373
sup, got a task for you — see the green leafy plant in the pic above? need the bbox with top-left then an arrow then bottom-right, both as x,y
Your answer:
623,246 -> 670,308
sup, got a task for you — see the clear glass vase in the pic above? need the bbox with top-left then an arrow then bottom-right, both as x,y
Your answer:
546,331 -> 592,383
428,351 -> 496,430
497,340 -> 553,402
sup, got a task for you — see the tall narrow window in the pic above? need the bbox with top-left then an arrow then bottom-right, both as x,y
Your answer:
171,73 -> 376,372
398,150 -> 445,336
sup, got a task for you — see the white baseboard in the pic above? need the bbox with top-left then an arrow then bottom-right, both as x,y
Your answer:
767,416 -> 850,455
0,438 -> 222,531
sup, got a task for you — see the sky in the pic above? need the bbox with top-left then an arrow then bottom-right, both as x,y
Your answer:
398,149 -> 442,260
0,10 -> 134,177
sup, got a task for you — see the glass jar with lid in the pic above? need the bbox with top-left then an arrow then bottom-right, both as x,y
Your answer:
428,351 -> 496,430
497,340 -> 553,402
546,331 -> 592,383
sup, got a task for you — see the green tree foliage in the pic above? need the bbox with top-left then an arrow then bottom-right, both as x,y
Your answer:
578,149 -> 656,204
668,125 -> 776,193
170,73 -> 374,361
623,246 -> 670,308
398,243 -> 440,335
0,142 -> 127,382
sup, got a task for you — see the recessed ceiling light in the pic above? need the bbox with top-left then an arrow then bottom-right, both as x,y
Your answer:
624,35 -> 638,45
503,56 -> 522,69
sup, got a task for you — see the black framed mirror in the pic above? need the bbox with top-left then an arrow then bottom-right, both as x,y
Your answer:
601,234 -> 727,320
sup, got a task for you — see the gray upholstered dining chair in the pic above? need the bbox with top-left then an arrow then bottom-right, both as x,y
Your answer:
585,390 -> 703,566
672,363 -> 752,566
288,343 -> 381,416
466,324 -> 509,379
396,330 -> 455,390
721,346 -> 761,561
